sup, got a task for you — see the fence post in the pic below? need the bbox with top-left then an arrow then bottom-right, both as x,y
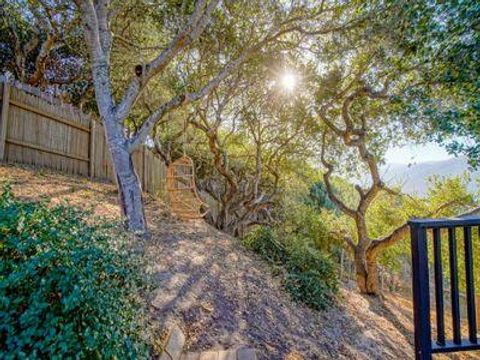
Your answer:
0,83 -> 10,160
142,146 -> 147,191
89,119 -> 95,178
410,221 -> 432,360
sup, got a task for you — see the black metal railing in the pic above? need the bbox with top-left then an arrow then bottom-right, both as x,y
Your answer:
410,217 -> 480,360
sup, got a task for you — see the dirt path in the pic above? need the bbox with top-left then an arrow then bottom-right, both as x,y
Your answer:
2,165 -> 478,360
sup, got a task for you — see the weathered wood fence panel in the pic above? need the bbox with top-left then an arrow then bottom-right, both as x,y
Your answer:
90,120 -> 115,180
0,81 -> 166,197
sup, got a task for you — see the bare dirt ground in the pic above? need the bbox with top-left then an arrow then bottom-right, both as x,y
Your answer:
2,164 -> 479,360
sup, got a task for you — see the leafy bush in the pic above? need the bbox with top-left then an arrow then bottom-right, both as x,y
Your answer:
304,181 -> 337,211
0,185 -> 149,359
282,202 -> 342,253
284,244 -> 338,310
243,226 -> 286,264
243,226 -> 338,310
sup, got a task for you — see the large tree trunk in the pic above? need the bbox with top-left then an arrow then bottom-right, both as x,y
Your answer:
112,148 -> 147,233
354,247 -> 379,295
107,132 -> 147,233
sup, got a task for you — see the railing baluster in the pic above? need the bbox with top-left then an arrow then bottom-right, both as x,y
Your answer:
464,226 -> 477,343
433,228 -> 445,346
448,227 -> 461,344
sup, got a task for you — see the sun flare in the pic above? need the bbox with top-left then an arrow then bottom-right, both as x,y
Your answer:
280,72 -> 297,92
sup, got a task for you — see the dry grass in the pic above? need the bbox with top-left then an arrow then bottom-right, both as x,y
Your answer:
0,164 -> 120,218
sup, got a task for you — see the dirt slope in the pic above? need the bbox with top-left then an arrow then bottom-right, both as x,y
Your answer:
1,164 -> 478,360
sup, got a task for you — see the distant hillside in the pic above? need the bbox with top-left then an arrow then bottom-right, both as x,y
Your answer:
381,157 -> 480,196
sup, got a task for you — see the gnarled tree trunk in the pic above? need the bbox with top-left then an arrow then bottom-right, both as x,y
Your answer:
354,246 -> 379,295
319,81 -> 405,296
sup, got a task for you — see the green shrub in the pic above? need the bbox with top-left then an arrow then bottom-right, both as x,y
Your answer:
304,181 -> 337,211
283,202 -> 344,253
0,185 -> 149,359
243,226 -> 338,310
242,226 -> 286,264
284,244 -> 338,310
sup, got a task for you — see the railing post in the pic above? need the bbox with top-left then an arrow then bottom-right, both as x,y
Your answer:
410,222 -> 432,360
0,82 -> 10,161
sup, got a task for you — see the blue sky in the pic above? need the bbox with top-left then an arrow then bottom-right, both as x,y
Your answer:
385,142 -> 454,164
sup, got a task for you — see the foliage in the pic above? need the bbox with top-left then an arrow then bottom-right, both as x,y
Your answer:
0,0 -> 89,103
281,201 -> 342,254
284,244 -> 338,310
243,226 -> 286,265
366,176 -> 474,272
304,182 -> 337,212
243,225 -> 338,310
279,196 -> 340,309
0,186 -> 149,359
392,1 -> 480,167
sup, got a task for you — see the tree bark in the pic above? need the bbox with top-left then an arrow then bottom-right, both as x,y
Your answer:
366,250 -> 379,295
110,144 -> 147,233
354,246 -> 379,295
102,110 -> 147,233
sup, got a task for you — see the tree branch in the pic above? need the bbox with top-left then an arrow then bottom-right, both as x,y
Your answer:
115,0 -> 220,122
320,131 -> 357,218
127,50 -> 250,151
369,200 -> 467,254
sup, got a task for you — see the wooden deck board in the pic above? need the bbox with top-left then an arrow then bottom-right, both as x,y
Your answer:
199,351 -> 219,360
217,350 -> 237,360
181,353 -> 201,360
181,348 -> 256,360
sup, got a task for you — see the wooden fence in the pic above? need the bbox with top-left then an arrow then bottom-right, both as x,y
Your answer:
0,80 -> 166,197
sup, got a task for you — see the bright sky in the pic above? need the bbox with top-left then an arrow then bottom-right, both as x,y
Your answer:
385,142 -> 454,164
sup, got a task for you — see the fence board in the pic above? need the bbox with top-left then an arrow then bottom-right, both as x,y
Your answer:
0,83 -> 10,159
0,79 -> 166,198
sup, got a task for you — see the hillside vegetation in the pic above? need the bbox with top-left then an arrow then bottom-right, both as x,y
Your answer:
2,165 -> 479,359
